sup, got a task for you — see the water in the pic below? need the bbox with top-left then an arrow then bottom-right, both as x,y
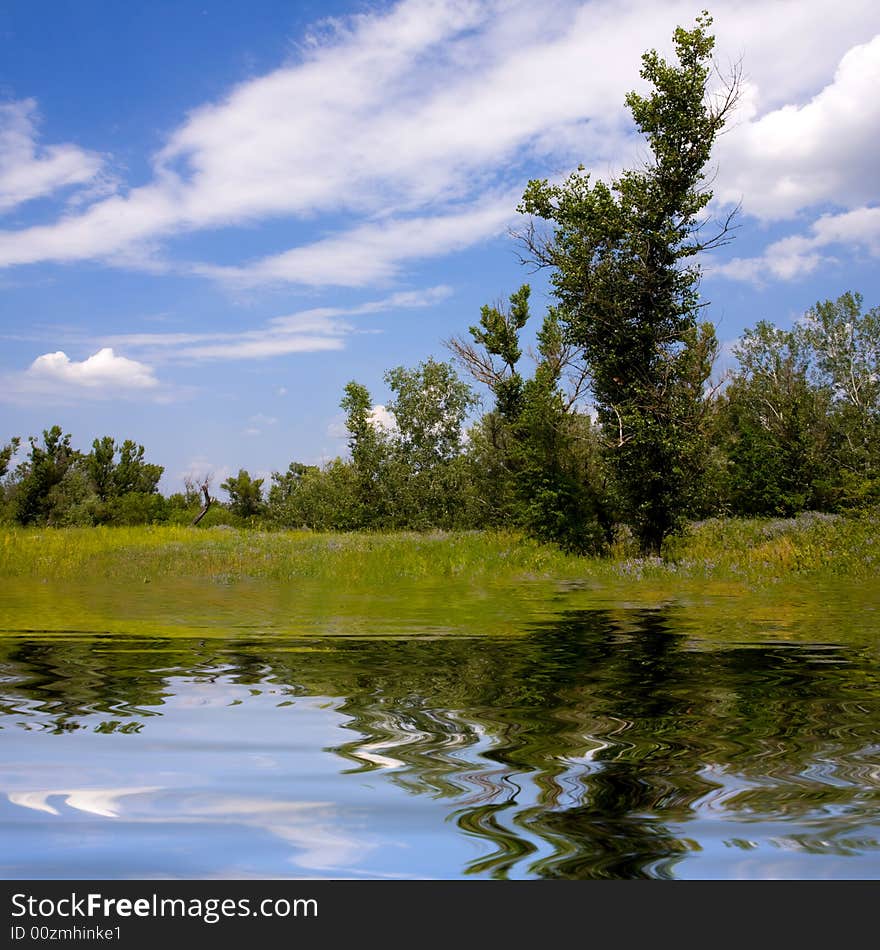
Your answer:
1,581 -> 879,879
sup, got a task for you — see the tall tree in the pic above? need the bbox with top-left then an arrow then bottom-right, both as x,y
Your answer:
383,358 -> 478,528
519,13 -> 738,553
385,358 -> 476,470
340,380 -> 388,528
802,291 -> 880,504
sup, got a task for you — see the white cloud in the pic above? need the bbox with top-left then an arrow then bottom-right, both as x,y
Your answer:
0,99 -> 106,213
199,201 -> 515,287
708,206 -> 880,285
103,285 -> 451,362
0,0 -> 877,292
368,404 -> 396,433
26,347 -> 158,389
715,34 -> 880,221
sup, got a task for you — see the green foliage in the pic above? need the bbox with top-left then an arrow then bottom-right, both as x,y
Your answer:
340,381 -> 387,527
0,437 -> 21,523
336,360 -> 480,530
804,291 -> 880,415
386,358 -> 477,467
718,294 -> 880,515
106,491 -> 170,526
719,322 -> 833,515
455,285 -> 609,553
0,437 -> 20,481
267,459 -> 359,530
519,13 -> 735,553
803,291 -> 880,502
7,429 -> 165,527
220,469 -> 266,520
11,426 -> 81,525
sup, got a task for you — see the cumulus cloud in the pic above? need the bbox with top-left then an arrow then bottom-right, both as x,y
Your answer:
367,404 -> 396,433
0,99 -> 106,214
26,347 -> 158,389
715,34 -> 880,221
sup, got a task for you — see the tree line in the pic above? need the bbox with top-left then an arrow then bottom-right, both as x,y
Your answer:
2,286 -> 877,552
2,15 -> 877,554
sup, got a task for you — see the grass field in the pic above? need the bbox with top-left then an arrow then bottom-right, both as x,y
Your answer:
1,509 -> 877,588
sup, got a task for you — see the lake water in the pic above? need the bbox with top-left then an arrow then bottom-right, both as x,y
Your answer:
1,577 -> 879,879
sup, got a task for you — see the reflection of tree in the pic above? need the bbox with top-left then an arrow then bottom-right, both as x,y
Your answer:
0,638 -> 175,733
1,609 -> 878,877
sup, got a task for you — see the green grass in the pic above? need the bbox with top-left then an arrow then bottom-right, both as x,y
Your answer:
0,525 -> 579,584
1,514 -> 877,641
1,509 -> 877,589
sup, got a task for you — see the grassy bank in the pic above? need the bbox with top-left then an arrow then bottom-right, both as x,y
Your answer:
1,512 -> 877,642
1,509 -> 877,588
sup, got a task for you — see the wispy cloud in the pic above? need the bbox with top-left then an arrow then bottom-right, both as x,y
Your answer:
0,99 -> 106,213
197,198 -> 517,288
103,285 -> 452,361
0,1 -> 878,293
0,0 -> 715,280
708,206 -> 880,285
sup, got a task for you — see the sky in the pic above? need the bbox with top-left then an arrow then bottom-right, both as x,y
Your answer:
1,0 -> 879,496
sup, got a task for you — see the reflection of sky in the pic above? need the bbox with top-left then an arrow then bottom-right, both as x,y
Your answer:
0,678 -> 479,879
2,672 -> 879,880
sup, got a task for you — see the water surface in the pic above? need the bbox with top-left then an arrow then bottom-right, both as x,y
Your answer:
1,578 -> 878,879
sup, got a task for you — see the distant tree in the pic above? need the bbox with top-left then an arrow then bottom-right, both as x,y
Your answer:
0,436 -> 20,521
340,381 -> 389,528
11,426 -> 82,525
452,287 -> 608,551
719,322 -> 833,515
0,437 -> 19,480
802,291 -> 880,504
220,469 -> 265,520
385,358 -> 477,469
267,459 -> 359,530
804,292 -> 880,416
518,13 -> 739,553
268,462 -> 319,508
382,358 -> 478,528
86,437 -> 163,502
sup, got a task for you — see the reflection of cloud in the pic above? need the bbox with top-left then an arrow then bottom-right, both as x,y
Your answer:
8,786 -> 160,818
6,786 -> 376,871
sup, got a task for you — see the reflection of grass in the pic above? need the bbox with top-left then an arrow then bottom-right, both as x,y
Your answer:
1,511 -> 877,587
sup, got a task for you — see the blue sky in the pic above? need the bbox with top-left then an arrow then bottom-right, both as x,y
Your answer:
1,0 -> 879,495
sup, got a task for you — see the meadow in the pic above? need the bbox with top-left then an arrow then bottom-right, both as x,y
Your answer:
2,509 -> 877,589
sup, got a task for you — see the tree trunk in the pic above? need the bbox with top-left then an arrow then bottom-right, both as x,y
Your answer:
191,483 -> 212,526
